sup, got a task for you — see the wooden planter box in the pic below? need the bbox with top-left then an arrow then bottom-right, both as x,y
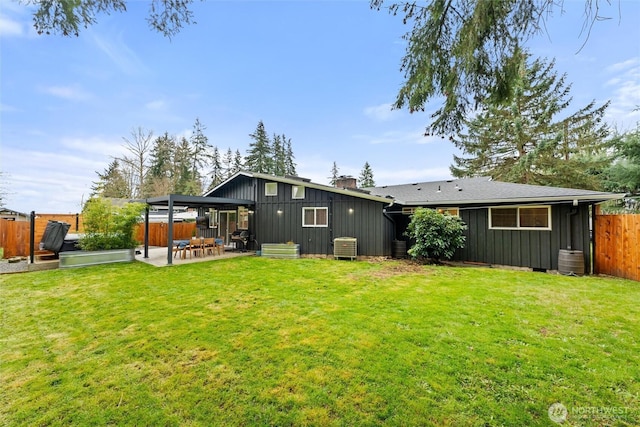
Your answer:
59,248 -> 135,268
261,243 -> 300,259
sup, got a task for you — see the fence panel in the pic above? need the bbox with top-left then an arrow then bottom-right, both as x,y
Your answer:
0,220 -> 30,258
594,214 -> 640,281
1,213 -> 197,258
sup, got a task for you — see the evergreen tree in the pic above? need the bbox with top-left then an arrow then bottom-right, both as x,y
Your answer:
604,124 -> 640,195
91,159 -> 130,198
245,121 -> 272,173
190,118 -> 211,185
173,136 -> 200,195
233,149 -> 244,174
146,132 -> 176,196
451,51 -> 610,190
372,0 -> 619,135
329,161 -> 340,186
223,147 -> 234,179
271,134 -> 286,176
283,135 -> 297,176
207,146 -> 224,190
358,161 -> 376,188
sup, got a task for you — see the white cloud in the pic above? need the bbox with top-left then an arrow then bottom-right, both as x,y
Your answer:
606,58 -> 640,73
60,136 -> 128,158
363,103 -> 399,121
0,14 -> 24,37
354,129 -> 431,145
145,99 -> 167,111
91,32 -> 147,75
42,85 -> 92,101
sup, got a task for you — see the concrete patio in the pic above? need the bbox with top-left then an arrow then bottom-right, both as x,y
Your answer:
135,246 -> 255,267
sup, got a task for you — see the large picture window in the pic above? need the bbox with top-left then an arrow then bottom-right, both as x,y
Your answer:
302,207 -> 328,227
489,206 -> 551,230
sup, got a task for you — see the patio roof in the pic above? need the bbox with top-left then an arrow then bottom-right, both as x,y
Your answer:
139,194 -> 255,265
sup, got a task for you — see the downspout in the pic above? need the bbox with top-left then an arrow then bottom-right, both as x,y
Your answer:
566,206 -> 579,250
328,196 -> 333,255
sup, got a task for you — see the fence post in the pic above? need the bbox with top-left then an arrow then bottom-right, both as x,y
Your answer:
29,211 -> 35,264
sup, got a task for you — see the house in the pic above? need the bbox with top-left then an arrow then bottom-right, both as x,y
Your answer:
0,208 -> 29,221
204,172 -> 395,257
366,177 -> 622,273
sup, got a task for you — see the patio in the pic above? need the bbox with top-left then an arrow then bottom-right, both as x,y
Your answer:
135,246 -> 255,267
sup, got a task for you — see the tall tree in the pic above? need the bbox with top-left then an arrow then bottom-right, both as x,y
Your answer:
450,52 -> 610,190
91,159 -> 130,198
190,118 -> 211,184
233,149 -> 244,175
358,161 -> 376,188
283,135 -> 297,176
222,147 -> 234,179
604,124 -> 640,195
245,121 -> 273,174
371,0 -> 620,135
0,171 -> 10,209
119,127 -> 153,198
329,161 -> 340,186
146,132 -> 176,196
27,0 -> 195,38
207,146 -> 224,190
271,134 -> 286,176
173,136 -> 200,195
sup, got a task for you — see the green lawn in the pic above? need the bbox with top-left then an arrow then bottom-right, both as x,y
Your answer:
1,258 -> 638,426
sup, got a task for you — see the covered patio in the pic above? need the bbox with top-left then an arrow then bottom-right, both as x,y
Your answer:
136,246 -> 254,267
139,194 -> 254,266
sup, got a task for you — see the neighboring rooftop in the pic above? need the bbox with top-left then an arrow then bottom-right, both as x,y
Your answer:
367,177 -> 623,206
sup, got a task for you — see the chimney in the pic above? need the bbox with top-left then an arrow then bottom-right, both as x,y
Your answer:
335,175 -> 357,189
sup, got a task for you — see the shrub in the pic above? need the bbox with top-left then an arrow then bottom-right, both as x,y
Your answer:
79,198 -> 146,251
405,208 -> 467,262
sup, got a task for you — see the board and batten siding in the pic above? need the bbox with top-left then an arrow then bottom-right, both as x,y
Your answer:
208,177 -> 393,256
454,204 -> 591,271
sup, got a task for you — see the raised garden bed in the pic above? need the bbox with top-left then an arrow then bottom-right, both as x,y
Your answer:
261,243 -> 300,259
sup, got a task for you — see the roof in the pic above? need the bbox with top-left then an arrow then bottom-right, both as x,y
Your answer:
367,177 -> 623,206
206,171 -> 394,204
141,194 -> 254,208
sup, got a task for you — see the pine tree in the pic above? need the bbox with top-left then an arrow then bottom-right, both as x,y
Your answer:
283,135 -> 297,176
271,133 -> 286,176
91,159 -> 130,198
190,118 -> 210,184
451,51 -> 610,190
245,121 -> 272,173
329,161 -> 340,186
222,147 -> 234,179
358,161 -> 376,188
233,149 -> 244,175
173,136 -> 200,195
146,132 -> 176,196
208,146 -> 224,190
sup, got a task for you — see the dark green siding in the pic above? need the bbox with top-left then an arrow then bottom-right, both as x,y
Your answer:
454,204 -> 591,271
208,177 -> 393,256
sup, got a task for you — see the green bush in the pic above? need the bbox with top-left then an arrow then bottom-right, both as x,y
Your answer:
405,208 -> 467,262
79,198 -> 145,251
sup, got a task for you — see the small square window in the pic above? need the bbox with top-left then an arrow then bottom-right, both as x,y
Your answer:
265,182 -> 278,196
302,207 -> 328,227
292,185 -> 305,199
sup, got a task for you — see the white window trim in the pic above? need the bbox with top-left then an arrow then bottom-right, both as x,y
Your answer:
265,182 -> 278,196
302,207 -> 328,227
292,185 -> 305,200
489,205 -> 552,231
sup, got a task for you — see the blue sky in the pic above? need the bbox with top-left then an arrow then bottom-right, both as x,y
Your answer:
1,0 -> 639,213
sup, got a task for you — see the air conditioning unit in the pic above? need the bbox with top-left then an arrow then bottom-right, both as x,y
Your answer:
334,237 -> 357,260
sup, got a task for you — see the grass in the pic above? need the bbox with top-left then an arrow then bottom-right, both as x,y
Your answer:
1,258 -> 638,426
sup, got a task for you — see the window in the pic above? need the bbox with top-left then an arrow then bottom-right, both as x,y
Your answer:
489,206 -> 551,230
265,182 -> 278,196
238,207 -> 249,230
292,185 -> 305,199
436,207 -> 459,217
402,207 -> 416,215
303,207 -> 328,227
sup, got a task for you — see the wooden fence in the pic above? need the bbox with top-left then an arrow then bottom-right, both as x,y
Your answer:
0,215 -> 196,258
594,214 -> 640,281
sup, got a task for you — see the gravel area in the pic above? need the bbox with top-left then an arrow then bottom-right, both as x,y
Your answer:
0,258 -> 30,274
